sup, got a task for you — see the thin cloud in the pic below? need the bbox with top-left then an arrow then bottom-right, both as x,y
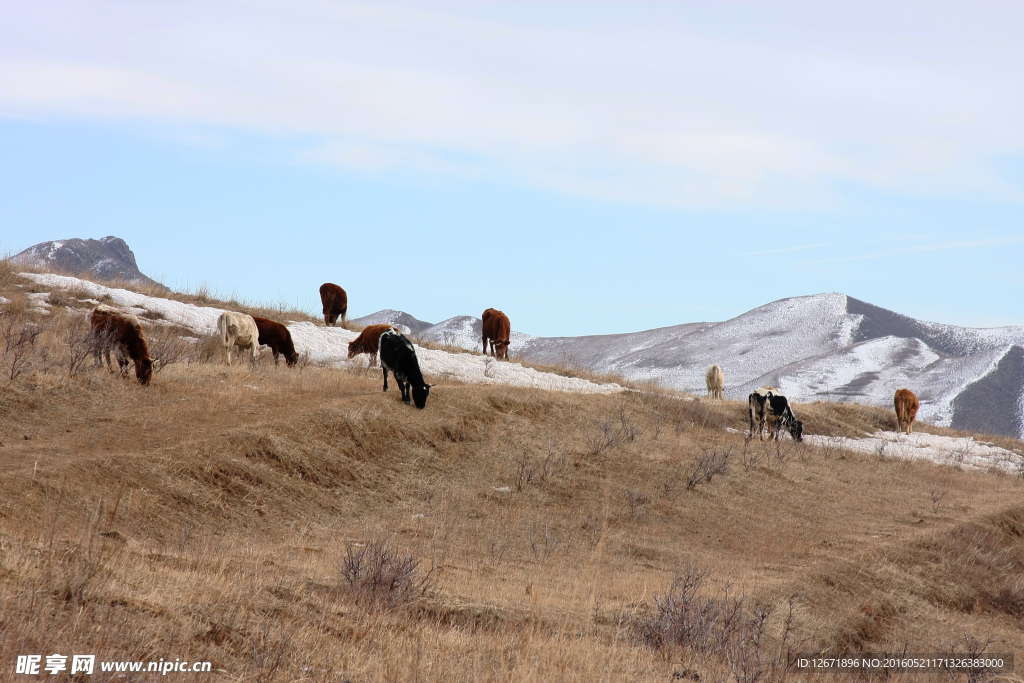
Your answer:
794,236 -> 1024,265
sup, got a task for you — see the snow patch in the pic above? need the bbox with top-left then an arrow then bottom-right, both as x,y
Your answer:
804,431 -> 1021,474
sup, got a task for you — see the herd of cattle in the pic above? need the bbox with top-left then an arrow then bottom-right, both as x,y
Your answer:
84,281 -> 922,430
704,363 -> 920,441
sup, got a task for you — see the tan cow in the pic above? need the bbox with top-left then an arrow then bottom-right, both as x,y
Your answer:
705,364 -> 724,400
894,388 -> 920,435
217,311 -> 266,366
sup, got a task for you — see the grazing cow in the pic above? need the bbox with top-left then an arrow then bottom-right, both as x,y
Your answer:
894,388 -> 919,435
378,328 -> 433,409
481,308 -> 511,360
319,283 -> 348,327
748,388 -> 803,442
705,364 -> 724,400
252,316 -> 299,367
217,311 -> 266,366
348,324 -> 397,366
89,305 -> 157,385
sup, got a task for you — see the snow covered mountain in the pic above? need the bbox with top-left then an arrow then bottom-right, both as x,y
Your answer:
361,294 -> 1024,438
15,237 -> 167,291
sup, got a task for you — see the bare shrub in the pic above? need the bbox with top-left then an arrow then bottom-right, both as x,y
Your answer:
339,537 -> 436,610
145,326 -> 192,371
740,440 -> 770,471
2,316 -> 42,380
45,290 -> 71,308
948,440 -> 975,471
624,488 -> 649,518
66,318 -> 101,377
586,416 -> 628,455
192,334 -> 223,364
487,533 -> 510,566
939,632 -> 998,683
686,446 -> 731,491
515,452 -> 537,492
634,564 -> 802,682
528,518 -> 562,562
618,401 -> 643,442
931,486 -> 946,514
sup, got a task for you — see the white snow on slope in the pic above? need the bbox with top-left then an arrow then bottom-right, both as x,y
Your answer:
804,431 -> 1022,474
22,273 -> 622,395
288,322 -> 621,393
24,273 -> 225,333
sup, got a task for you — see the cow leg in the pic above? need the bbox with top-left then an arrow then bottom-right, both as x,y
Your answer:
482,335 -> 488,354
398,377 -> 410,404
103,347 -> 115,373
382,366 -> 389,392
370,352 -> 378,367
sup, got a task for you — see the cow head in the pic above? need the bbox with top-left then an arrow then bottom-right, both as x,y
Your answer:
412,383 -> 434,409
285,350 -> 300,367
788,419 -> 803,442
492,339 -> 510,359
346,340 -> 359,359
136,358 -> 155,385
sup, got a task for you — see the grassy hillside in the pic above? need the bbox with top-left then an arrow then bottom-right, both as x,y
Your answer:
1,263 -> 1023,682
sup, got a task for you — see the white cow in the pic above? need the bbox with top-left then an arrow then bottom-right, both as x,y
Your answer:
705,364 -> 724,400
217,311 -> 267,366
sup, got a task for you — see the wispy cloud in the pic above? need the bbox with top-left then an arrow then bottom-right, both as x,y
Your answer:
794,236 -> 1024,265
1,1 -> 1023,208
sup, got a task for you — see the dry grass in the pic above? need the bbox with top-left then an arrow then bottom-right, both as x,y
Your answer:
1,267 -> 1023,681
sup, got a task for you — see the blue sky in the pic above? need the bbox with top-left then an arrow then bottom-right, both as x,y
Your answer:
1,0 -> 1022,336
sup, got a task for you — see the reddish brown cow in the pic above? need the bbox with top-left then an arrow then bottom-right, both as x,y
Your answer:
252,316 -> 299,367
89,305 -> 156,385
894,388 -> 920,435
319,283 -> 348,326
481,308 -> 511,360
347,324 -> 397,366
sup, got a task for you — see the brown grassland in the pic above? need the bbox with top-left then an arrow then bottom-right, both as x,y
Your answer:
1,262 -> 1023,682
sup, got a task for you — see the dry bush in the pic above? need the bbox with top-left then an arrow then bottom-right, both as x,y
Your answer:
686,446 -> 732,490
633,564 -> 801,682
143,325 -> 193,371
0,254 -> 19,288
1,315 -> 42,381
339,537 -> 437,610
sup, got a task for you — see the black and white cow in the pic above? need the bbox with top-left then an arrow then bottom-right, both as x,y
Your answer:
748,388 -> 803,442
378,329 -> 433,409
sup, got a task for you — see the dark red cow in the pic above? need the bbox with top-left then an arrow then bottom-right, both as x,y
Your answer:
252,316 -> 299,367
89,305 -> 156,384
481,308 -> 511,360
347,324 -> 397,366
894,388 -> 920,435
319,283 -> 348,326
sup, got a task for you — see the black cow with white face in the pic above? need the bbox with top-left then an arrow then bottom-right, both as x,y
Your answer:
748,388 -> 803,442
378,329 -> 433,409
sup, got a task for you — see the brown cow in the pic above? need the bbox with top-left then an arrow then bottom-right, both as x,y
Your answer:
319,283 -> 348,326
481,308 -> 511,359
894,388 -> 919,435
252,316 -> 299,367
347,324 -> 397,366
89,305 -> 156,384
